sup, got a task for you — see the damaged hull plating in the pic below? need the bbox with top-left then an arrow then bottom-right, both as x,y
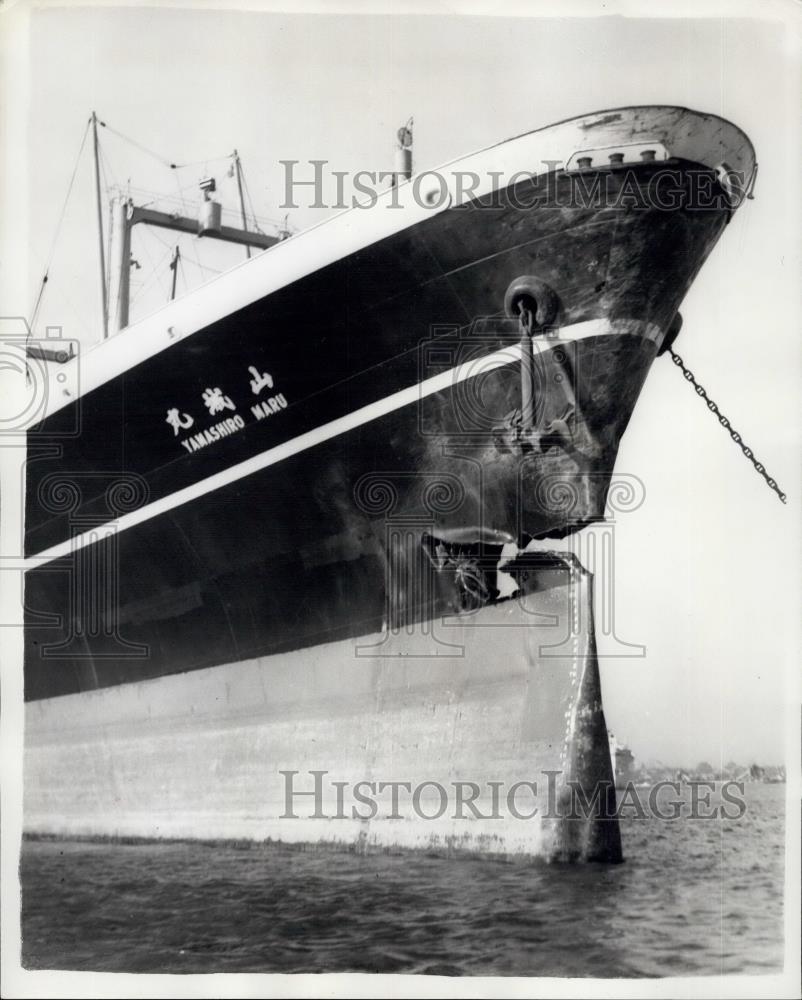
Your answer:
23,106 -> 756,861
25,552 -> 622,862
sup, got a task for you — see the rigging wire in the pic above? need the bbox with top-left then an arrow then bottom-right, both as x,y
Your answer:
146,228 -> 224,279
178,253 -> 187,298
135,234 -> 171,302
100,121 -> 269,318
134,179 -> 204,210
99,121 -> 180,170
50,269 -> 95,340
98,144 -> 117,305
36,115 -> 278,333
102,120 -> 284,231
99,119 -> 231,173
179,252 -> 223,277
29,117 -> 92,333
175,156 -> 233,170
145,227 -> 185,253
98,141 -> 121,195
105,196 -> 115,317
165,161 -> 206,278
240,163 -> 266,234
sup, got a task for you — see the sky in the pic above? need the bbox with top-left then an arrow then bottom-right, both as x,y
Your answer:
2,1 -> 801,767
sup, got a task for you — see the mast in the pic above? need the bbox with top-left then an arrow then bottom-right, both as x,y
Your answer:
169,246 -> 180,301
107,193 -> 276,335
91,111 -> 109,339
233,150 -> 250,260
108,195 -> 132,335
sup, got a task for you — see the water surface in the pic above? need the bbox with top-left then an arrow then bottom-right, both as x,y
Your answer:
20,783 -> 785,977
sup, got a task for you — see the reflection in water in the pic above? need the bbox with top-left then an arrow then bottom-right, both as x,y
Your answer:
21,784 -> 784,977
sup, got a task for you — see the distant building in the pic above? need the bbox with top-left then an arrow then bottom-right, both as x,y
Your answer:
609,733 -> 636,788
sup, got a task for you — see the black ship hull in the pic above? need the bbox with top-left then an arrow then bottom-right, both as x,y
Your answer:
22,106 -> 755,860
25,157 -> 740,696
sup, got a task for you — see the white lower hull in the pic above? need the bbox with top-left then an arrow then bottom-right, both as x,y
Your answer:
24,554 -> 620,862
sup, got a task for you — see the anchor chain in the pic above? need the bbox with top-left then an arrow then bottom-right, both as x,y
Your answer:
667,349 -> 787,504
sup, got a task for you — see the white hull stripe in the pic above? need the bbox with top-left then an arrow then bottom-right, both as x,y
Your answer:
25,318 -> 658,568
